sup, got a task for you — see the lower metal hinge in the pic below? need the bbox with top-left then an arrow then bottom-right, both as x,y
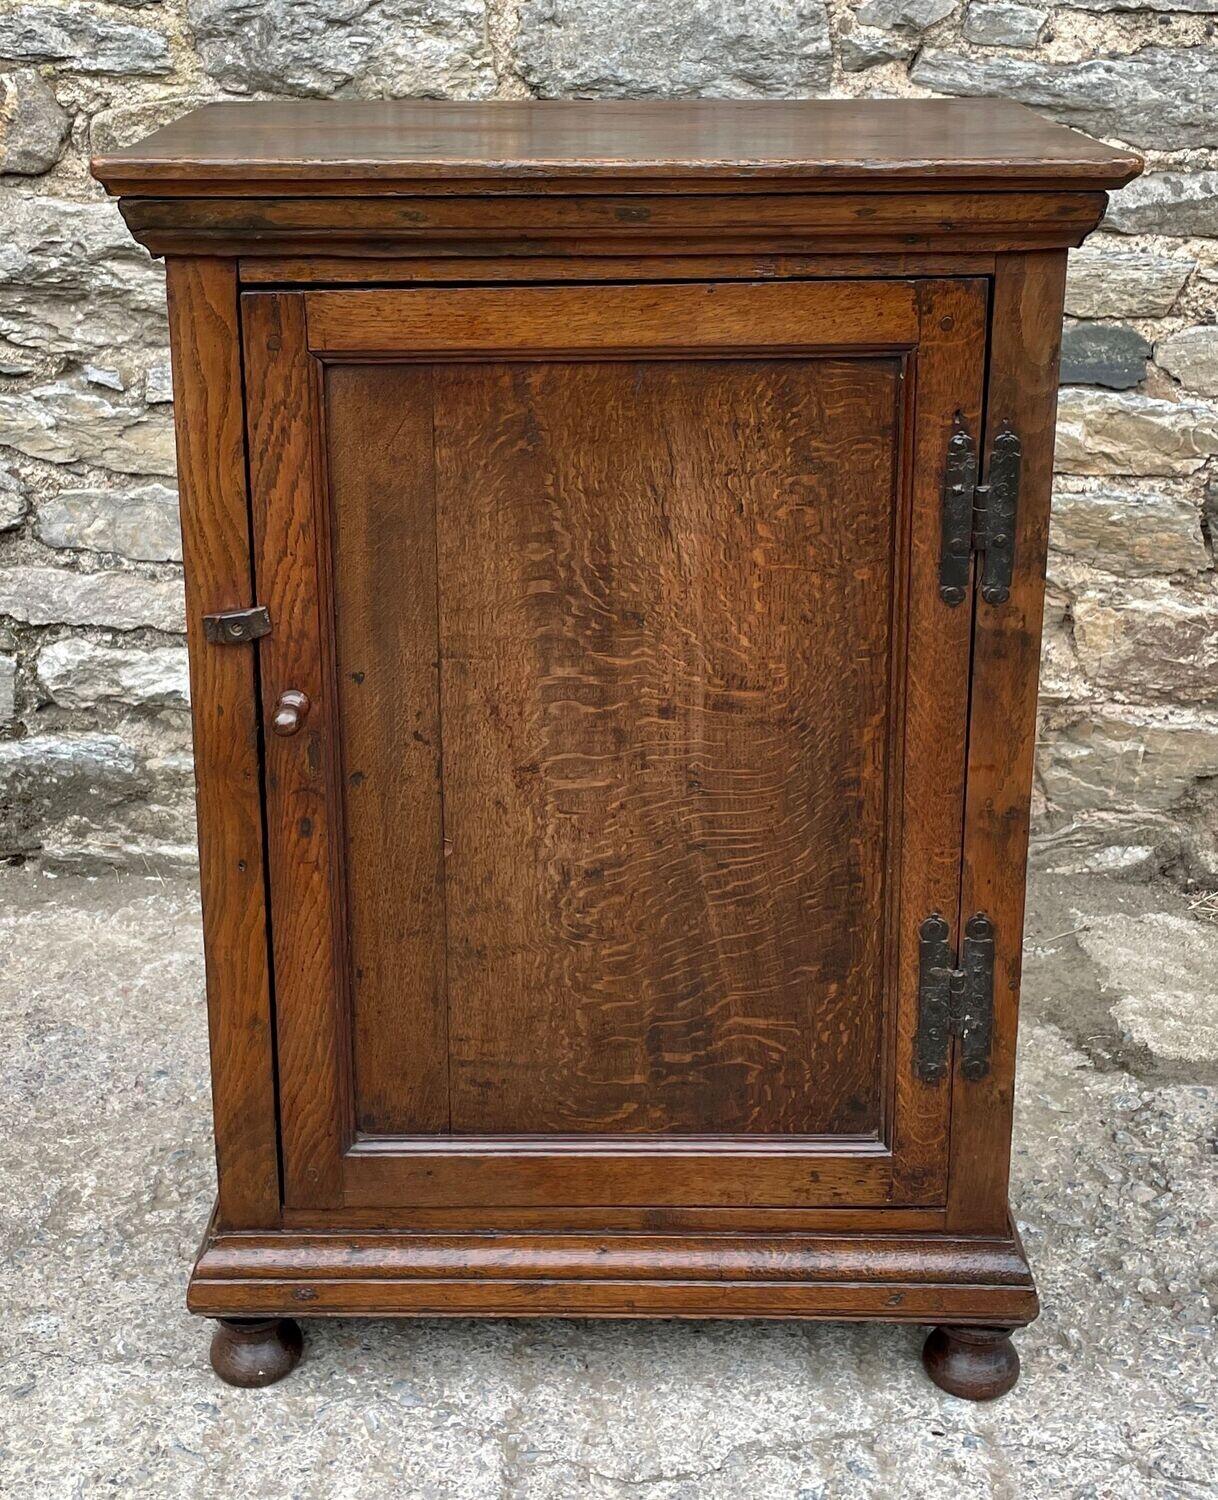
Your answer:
938,415 -> 1022,608
914,912 -> 995,1083
202,605 -> 272,645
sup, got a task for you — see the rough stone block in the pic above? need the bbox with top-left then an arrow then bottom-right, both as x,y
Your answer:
1039,707 -> 1218,815
0,654 -> 15,724
856,0 -> 954,29
142,362 -> 174,405
0,733 -> 141,858
0,67 -> 70,174
1103,173 -> 1218,237
0,731 -> 196,867
1156,326 -> 1218,398
0,466 -> 28,531
0,566 -> 185,632
36,484 -> 181,562
911,49 -> 1218,152
37,638 -> 190,708
0,5 -> 172,74
1059,324 -> 1150,390
0,29 -> 1212,891
1055,0 -> 1218,9
840,28 -> 914,71
1065,243 -> 1194,319
39,802 -> 199,871
0,372 -> 177,476
1055,389 -> 1218,477
0,194 -> 168,356
1038,599 -> 1090,704
517,0 -> 832,96
1072,584 -> 1218,702
188,0 -> 495,97
0,349 -> 36,376
1049,487 -> 1210,576
1029,814 -> 1171,879
81,363 -> 126,393
962,2 -> 1047,47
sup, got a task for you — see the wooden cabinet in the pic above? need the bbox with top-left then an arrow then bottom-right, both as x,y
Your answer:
93,99 -> 1140,1398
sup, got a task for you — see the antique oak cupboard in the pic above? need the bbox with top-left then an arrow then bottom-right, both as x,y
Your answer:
93,100 -> 1140,1398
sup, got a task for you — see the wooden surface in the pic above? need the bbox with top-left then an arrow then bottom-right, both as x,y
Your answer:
97,99 -> 1132,263
342,1144 -> 896,1210
244,292 -> 349,1210
888,278 -> 988,1203
327,365 -> 449,1136
118,187 -> 1110,261
277,1204 -> 948,1233
91,98 -> 1140,196
187,1212 -> 1039,1325
331,355 -> 897,1138
922,1326 -> 1022,1400
239,277 -> 986,1211
163,259 -> 279,1230
950,252 -> 1069,1235
209,1317 -> 303,1389
306,278 -> 919,353
238,252 -> 999,285
431,354 -> 895,1137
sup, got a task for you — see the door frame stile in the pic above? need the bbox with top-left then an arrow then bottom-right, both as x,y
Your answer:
949,251 -> 1068,1234
243,290 -> 352,1209
166,258 -> 281,1230
885,277 -> 990,1203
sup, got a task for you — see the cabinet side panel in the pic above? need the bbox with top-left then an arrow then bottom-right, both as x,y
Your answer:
165,258 -> 280,1229
951,250 -> 1068,1233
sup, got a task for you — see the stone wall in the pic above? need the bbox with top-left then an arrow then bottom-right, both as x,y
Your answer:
0,1 -> 1215,877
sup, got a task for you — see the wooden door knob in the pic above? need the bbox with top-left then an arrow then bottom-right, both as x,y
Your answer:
271,689 -> 310,736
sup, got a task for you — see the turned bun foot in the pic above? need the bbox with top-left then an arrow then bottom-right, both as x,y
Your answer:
922,1325 -> 1020,1401
209,1317 -> 303,1387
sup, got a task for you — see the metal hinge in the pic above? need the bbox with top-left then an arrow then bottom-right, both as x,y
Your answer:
202,605 -> 272,645
938,415 -> 1022,608
914,912 -> 995,1084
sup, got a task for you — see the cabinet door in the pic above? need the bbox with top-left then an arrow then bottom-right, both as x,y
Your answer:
244,279 -> 987,1212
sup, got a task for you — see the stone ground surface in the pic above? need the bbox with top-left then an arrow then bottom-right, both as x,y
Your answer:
0,864 -> 1214,1500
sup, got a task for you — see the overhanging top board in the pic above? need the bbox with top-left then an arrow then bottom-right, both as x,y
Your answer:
92,98 -> 1142,198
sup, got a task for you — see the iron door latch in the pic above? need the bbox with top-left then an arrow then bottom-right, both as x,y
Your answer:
202,606 -> 272,645
914,912 -> 995,1083
938,415 -> 1022,608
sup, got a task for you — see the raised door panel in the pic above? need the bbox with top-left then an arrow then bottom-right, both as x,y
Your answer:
243,279 -> 987,1212
432,356 -> 894,1139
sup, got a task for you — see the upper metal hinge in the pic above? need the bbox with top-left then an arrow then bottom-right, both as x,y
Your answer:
914,912 -> 995,1084
202,605 -> 272,645
938,415 -> 1022,608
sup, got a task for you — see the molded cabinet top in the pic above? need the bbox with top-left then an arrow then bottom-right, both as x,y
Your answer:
92,98 -> 1141,197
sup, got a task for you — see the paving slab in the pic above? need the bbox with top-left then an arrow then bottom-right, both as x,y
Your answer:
0,865 -> 1214,1499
